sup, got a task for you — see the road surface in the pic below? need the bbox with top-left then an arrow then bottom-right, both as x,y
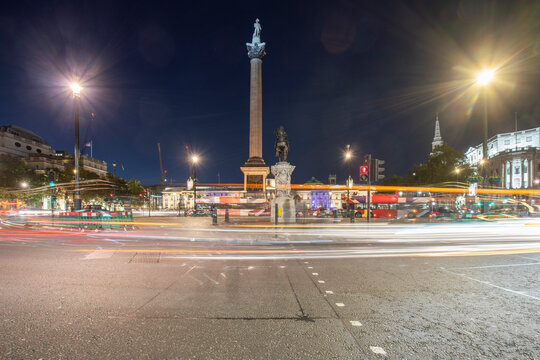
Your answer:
1,218 -> 539,359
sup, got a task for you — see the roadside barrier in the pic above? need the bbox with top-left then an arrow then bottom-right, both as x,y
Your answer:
57,211 -> 134,229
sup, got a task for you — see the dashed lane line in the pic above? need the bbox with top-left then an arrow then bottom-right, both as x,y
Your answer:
350,321 -> 362,327
318,280 -> 325,284
370,346 -> 387,355
298,261 -> 368,357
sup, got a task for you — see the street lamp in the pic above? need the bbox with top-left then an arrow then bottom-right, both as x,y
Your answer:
20,181 -> 28,189
477,70 -> 494,86
112,161 -> 117,177
71,82 -> 82,210
192,155 -> 198,210
455,168 -> 460,183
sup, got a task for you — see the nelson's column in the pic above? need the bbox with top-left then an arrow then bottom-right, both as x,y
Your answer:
240,19 -> 270,191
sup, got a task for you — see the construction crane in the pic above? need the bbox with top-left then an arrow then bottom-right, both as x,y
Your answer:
157,143 -> 165,185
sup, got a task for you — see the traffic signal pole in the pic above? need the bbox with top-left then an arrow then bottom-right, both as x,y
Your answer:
367,154 -> 371,223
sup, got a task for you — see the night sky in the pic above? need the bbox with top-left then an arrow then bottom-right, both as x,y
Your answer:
0,0 -> 538,185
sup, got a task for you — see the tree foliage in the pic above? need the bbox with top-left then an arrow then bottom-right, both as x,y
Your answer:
127,178 -> 144,195
382,143 -> 474,186
0,154 -> 43,188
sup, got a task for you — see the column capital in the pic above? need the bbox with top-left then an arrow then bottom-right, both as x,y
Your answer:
247,42 -> 266,59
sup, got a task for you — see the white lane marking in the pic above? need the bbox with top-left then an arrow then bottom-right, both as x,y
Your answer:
453,262 -> 540,270
318,280 -> 325,284
304,261 -> 309,264
336,303 -> 345,307
220,273 -> 226,278
514,255 -> 540,262
188,274 -> 203,285
203,273 -> 219,284
279,265 -> 286,269
312,273 -> 318,276
350,321 -> 362,326
308,266 -> 313,269
248,266 -> 254,270
444,269 -> 540,301
370,346 -> 387,355
325,290 -> 334,295
84,251 -> 113,260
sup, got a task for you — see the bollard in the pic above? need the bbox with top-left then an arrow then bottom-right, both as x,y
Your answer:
225,208 -> 230,223
212,207 -> 218,225
350,205 -> 355,223
274,203 -> 279,224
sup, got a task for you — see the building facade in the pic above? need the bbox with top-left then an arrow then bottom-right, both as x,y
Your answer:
0,125 -> 55,158
465,127 -> 540,189
1,124 -> 108,177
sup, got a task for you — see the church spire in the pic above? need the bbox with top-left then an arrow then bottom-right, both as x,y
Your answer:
431,113 -> 443,151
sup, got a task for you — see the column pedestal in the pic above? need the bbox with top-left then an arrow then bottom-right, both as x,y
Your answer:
270,162 -> 296,223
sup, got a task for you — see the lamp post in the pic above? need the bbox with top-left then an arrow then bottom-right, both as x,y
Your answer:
477,70 -> 494,213
455,168 -> 460,183
192,155 -> 198,210
112,161 -> 117,177
70,83 -> 82,210
476,70 -> 494,179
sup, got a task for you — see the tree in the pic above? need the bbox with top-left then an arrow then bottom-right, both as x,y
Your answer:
0,154 -> 43,189
382,143 -> 474,186
127,178 -> 144,195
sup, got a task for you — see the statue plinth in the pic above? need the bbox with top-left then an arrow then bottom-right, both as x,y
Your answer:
271,162 -> 296,223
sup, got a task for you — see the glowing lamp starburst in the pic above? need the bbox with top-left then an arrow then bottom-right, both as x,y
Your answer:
476,70 -> 494,86
70,83 -> 82,95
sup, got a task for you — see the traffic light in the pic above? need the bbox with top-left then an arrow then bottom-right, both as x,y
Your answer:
48,170 -> 56,187
360,164 -> 369,182
374,159 -> 385,182
139,193 -> 143,197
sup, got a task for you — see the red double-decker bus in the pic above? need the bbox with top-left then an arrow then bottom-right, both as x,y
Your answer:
351,193 -> 400,218
351,191 -> 433,218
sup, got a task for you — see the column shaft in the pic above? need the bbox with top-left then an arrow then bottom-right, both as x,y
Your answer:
249,58 -> 262,159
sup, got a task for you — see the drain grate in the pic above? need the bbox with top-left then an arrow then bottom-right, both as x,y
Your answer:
129,252 -> 161,263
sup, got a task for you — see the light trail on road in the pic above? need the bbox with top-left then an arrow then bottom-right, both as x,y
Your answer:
1,219 -> 539,259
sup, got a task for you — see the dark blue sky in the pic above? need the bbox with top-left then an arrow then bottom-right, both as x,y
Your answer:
0,0 -> 538,185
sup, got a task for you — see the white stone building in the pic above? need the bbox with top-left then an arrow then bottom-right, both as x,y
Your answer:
0,125 -> 55,157
1,124 -> 108,177
465,127 -> 540,189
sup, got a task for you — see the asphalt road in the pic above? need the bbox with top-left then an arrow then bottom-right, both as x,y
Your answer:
0,218 -> 539,359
